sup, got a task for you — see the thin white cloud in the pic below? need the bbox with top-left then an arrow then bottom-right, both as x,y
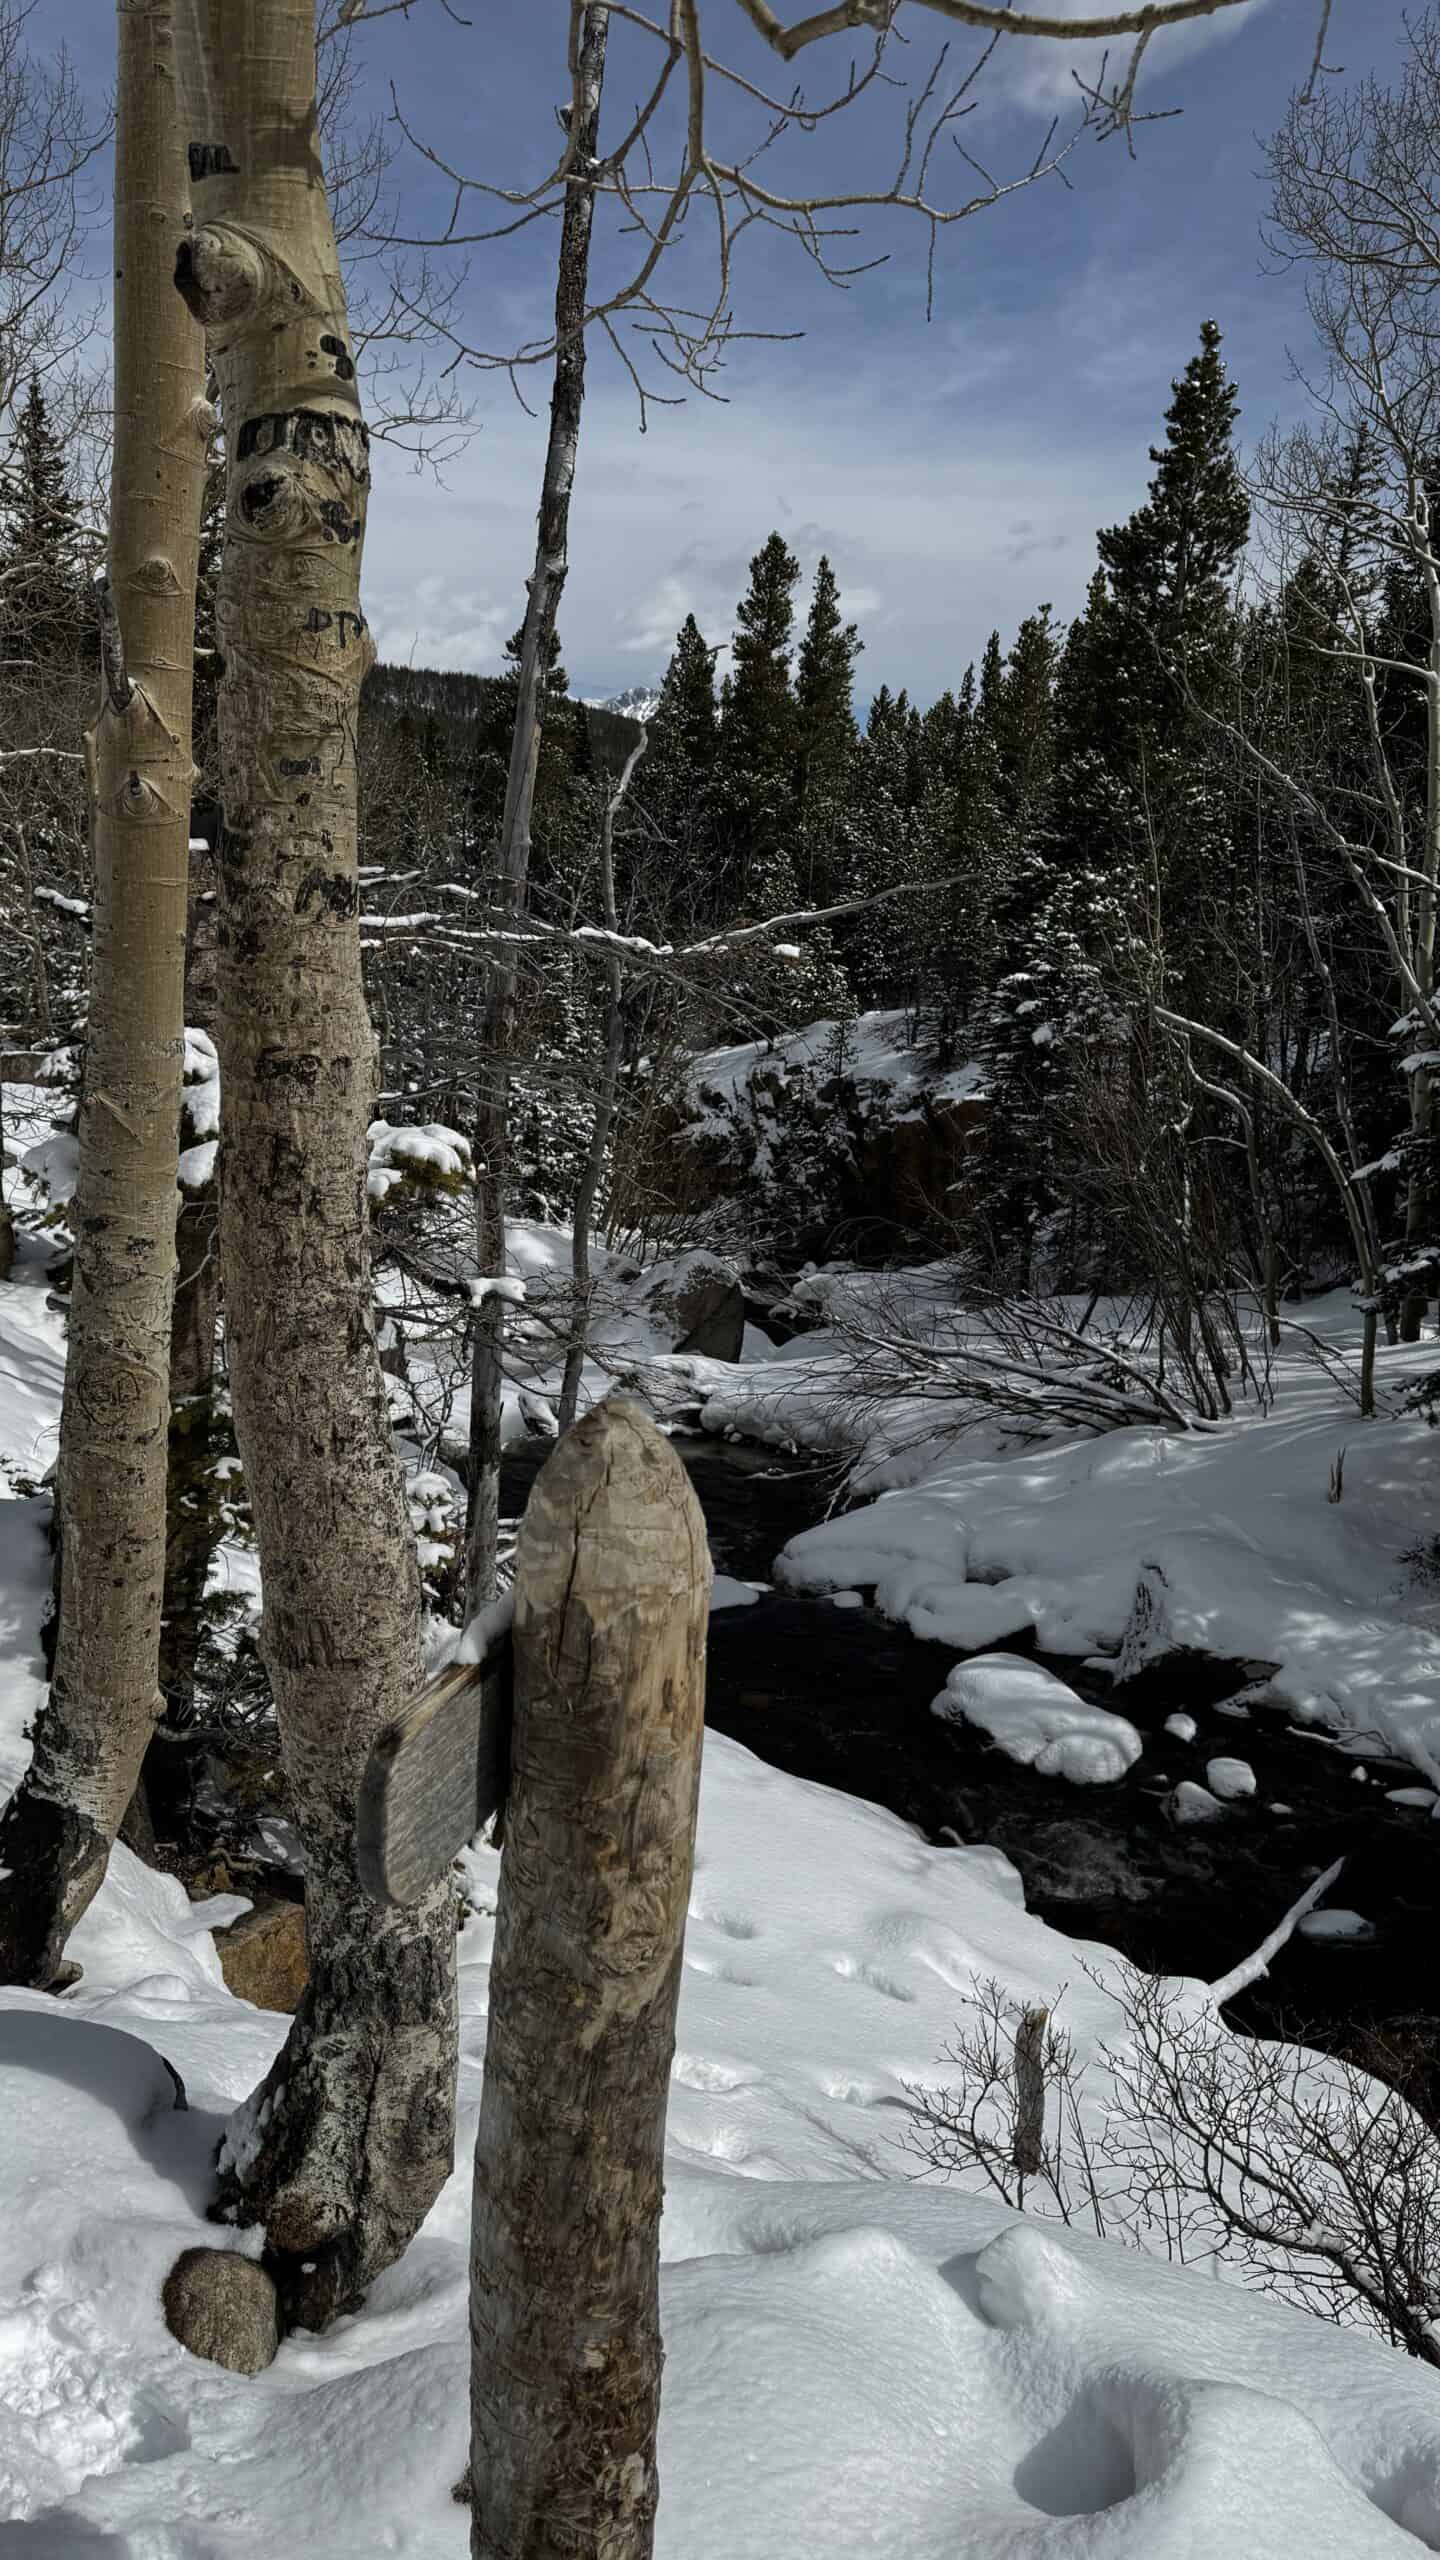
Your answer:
363,359 -> 1160,701
980,0 -> 1280,114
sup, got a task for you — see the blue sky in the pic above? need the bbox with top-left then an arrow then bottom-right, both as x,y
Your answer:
58,1 -> 1411,704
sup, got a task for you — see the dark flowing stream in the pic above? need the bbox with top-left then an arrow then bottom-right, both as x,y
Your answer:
505,1431 -> 1440,2116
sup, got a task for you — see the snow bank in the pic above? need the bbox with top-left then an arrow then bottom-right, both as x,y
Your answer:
772,1292 -> 1440,1777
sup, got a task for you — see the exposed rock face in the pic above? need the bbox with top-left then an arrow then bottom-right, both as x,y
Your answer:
654,1011 -> 990,1265
641,1252 -> 746,1362
215,1897 -> 308,2013
162,2247 -> 281,2373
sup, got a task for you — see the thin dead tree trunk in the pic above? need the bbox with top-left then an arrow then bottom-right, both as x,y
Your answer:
12,819 -> 54,1047
466,2 -> 608,1608
558,729 -> 645,1434
468,1396 -> 709,2560
174,0 -> 455,2327
0,0 -> 206,1989
1400,485 -> 1440,1341
0,1075 -> 13,1281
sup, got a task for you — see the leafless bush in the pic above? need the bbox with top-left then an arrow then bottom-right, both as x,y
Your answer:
825,1270 -> 1228,1443
903,1971 -> 1440,2365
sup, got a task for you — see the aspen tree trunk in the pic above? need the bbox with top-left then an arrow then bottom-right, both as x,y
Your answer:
466,3 -> 608,1606
174,0 -> 455,2328
0,0 -> 206,1988
468,1397 -> 709,2560
557,730 -> 644,1434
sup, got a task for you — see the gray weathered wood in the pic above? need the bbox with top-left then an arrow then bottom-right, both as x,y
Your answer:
467,1394 -> 710,2560
357,1648 -> 511,1906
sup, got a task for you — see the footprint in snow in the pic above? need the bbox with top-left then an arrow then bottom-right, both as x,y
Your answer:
672,2052 -> 754,2093
829,1953 -> 917,2004
688,1905 -> 761,1941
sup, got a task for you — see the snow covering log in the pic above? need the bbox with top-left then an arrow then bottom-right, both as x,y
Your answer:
467,1397 -> 709,2560
0,0 -> 207,1987
174,0 -> 456,2327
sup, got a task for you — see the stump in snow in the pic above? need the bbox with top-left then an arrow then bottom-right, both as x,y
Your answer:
466,1395 -> 710,2560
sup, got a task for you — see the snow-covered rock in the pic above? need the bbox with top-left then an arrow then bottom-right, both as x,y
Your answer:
933,1654 -> 1143,1785
1206,1756 -> 1258,1801
641,1249 -> 745,1361
1297,1908 -> 1378,1944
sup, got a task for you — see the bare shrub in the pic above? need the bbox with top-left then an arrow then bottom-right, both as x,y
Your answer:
903,1971 -> 1440,2365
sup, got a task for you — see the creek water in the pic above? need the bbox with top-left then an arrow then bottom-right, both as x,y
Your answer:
506,1429 -> 1440,2114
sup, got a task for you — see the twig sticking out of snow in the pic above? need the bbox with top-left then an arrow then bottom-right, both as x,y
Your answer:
1206,1856 -> 1345,2009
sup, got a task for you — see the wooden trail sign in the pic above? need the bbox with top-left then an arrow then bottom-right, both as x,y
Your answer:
357,1639 -> 511,1905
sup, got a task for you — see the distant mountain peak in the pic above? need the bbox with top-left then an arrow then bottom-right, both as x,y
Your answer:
585,681 -> 662,723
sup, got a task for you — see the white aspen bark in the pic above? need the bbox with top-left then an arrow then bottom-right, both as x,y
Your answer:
466,3 -> 609,1608
174,0 -> 455,2328
0,0 -> 206,1987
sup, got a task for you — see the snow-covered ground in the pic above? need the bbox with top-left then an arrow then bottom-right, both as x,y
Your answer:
6,1198 -> 1440,2548
4,1645 -> 1440,2550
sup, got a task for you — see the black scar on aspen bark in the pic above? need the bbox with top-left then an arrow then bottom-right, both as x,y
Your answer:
240,475 -> 284,525
294,866 -> 357,919
255,1049 -> 322,1086
187,143 -> 240,180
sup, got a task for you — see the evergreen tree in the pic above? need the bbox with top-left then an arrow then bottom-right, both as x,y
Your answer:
651,612 -> 719,777
715,530 -> 802,918
632,613 -> 721,938
1054,321 -> 1249,1011
1096,318 -> 1249,723
838,683 -> 917,1003
994,605 -> 1059,840
465,622 -> 581,887
793,555 -> 861,897
0,375 -> 86,652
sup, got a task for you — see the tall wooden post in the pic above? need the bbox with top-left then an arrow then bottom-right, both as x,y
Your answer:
467,1397 -> 710,2560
